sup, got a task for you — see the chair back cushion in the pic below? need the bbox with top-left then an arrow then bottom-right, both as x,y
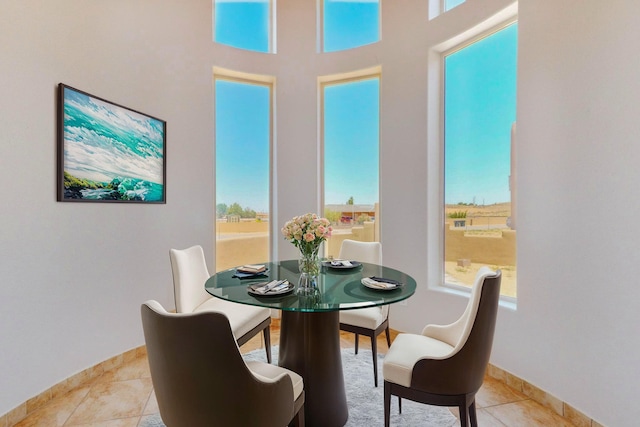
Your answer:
141,300 -> 296,427
338,239 -> 382,264
450,266 -> 497,351
411,269 -> 502,395
339,240 -> 387,318
170,245 -> 212,313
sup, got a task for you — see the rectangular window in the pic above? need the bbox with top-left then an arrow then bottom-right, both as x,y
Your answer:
444,0 -> 465,12
214,0 -> 273,53
443,22 -> 518,298
214,75 -> 272,272
321,74 -> 380,257
321,0 -> 380,52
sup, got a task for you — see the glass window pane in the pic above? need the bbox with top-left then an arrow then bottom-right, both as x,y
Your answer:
323,77 -> 380,257
215,79 -> 271,271
323,0 -> 380,52
445,0 -> 466,12
444,23 -> 518,297
214,0 -> 271,53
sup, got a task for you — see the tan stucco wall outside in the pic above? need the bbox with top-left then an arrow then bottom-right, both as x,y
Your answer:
215,220 -> 515,272
444,224 -> 516,266
215,221 -> 517,296
214,220 -> 377,271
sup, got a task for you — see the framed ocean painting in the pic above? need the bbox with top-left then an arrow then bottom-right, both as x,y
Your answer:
57,84 -> 166,203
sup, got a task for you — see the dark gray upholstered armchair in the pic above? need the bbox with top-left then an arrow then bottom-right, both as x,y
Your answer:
170,245 -> 272,362
141,300 -> 305,427
382,267 -> 502,427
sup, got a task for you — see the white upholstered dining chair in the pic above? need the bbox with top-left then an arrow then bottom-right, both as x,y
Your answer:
337,239 -> 388,386
382,267 -> 502,427
170,245 -> 273,362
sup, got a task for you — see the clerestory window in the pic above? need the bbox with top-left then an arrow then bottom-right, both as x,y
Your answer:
321,0 -> 380,52
214,0 -> 274,53
444,0 -> 465,12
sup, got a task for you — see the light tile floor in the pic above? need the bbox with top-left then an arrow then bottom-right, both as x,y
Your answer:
12,320 -> 576,427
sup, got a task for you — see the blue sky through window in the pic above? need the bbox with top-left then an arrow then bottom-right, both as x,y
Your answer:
214,0 -> 270,52
444,23 -> 518,205
324,0 -> 380,52
215,80 -> 270,212
445,0 -> 466,12
213,7 -> 516,214
324,78 -> 380,205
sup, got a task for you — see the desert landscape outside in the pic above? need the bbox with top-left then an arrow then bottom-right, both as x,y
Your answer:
215,201 -> 516,298
445,201 -> 516,297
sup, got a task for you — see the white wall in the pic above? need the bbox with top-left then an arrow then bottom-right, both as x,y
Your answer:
0,0 -> 215,415
508,1 -> 640,424
2,0 -> 639,425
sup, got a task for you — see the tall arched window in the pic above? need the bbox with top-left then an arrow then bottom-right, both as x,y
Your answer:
214,71 -> 273,271
443,21 -> 518,298
321,70 -> 380,257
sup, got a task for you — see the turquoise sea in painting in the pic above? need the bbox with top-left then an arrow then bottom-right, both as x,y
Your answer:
62,86 -> 164,202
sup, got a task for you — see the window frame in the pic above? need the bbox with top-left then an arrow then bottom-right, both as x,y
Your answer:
213,67 -> 276,271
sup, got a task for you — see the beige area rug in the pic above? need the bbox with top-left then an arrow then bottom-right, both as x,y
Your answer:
142,347 -> 457,426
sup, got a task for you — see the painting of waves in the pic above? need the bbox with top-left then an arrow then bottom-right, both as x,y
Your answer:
58,84 -> 166,203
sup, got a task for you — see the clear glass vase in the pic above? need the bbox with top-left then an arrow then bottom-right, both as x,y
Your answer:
297,246 -> 320,296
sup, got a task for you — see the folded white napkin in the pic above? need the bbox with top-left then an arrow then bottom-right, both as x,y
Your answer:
254,280 -> 288,294
238,264 -> 266,273
361,277 -> 397,289
331,259 -> 353,267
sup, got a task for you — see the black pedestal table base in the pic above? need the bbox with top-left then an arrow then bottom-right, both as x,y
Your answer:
279,310 -> 348,427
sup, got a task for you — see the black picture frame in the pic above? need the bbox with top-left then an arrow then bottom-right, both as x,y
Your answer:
57,83 -> 166,203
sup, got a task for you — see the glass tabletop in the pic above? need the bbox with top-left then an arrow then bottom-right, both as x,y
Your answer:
205,259 -> 416,312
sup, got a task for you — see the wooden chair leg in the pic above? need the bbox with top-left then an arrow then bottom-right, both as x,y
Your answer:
354,333 -> 359,354
398,396 -> 402,414
371,333 -> 378,387
383,382 -> 391,427
289,404 -> 304,427
458,402 -> 469,427
263,326 -> 272,364
385,326 -> 391,347
469,401 -> 478,427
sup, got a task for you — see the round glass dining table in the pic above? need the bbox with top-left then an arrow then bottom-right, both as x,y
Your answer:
205,259 -> 416,427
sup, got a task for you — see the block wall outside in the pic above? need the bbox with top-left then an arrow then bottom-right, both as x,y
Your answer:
444,223 -> 516,266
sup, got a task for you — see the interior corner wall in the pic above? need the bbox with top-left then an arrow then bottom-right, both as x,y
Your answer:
0,0 -> 215,414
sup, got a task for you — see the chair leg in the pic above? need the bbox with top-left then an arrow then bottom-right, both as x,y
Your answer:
383,382 -> 391,427
263,326 -> 272,364
385,326 -> 391,347
469,401 -> 478,427
354,333 -> 359,354
458,402 -> 469,427
398,396 -> 402,414
289,404 -> 304,427
371,334 -> 378,387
